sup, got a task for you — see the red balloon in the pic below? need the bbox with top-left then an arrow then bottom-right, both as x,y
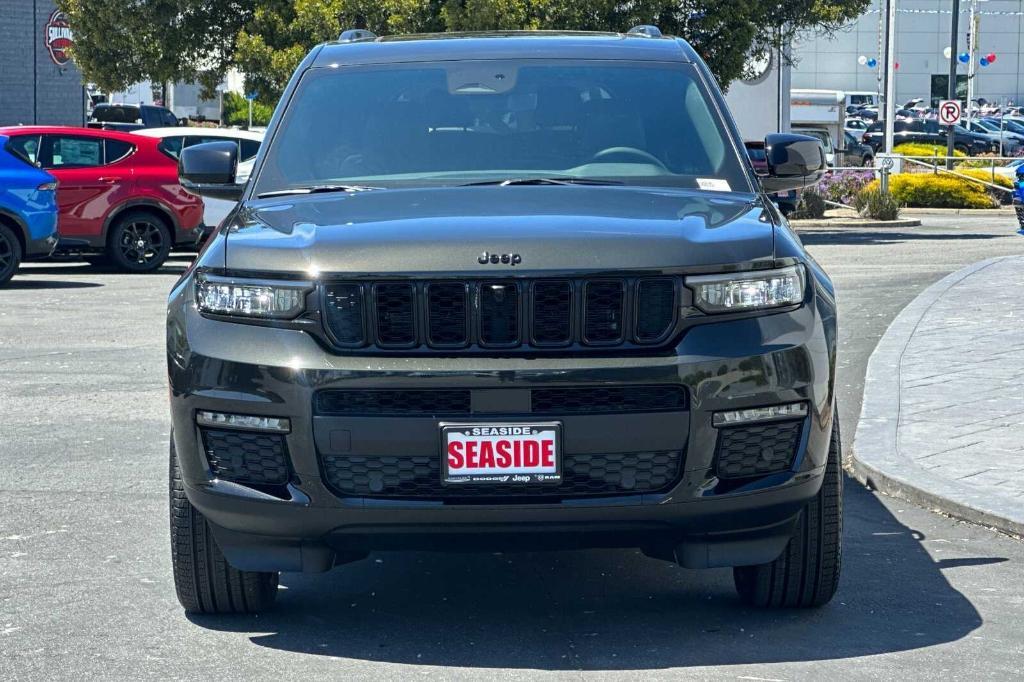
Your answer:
986,53 -> 997,63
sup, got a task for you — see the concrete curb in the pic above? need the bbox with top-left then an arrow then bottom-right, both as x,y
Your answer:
900,207 -> 1015,216
791,218 -> 922,229
851,256 -> 1024,538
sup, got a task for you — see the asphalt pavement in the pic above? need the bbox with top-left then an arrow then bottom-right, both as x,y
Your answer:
1,214 -> 1023,679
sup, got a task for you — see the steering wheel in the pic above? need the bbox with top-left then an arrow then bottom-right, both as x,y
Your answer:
590,146 -> 668,169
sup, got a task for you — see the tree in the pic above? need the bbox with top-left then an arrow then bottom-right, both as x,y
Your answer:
58,0 -> 255,97
233,0 -> 868,101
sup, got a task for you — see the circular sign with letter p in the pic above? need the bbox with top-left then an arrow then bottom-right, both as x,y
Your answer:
938,99 -> 962,126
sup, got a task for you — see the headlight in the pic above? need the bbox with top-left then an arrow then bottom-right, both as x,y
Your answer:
686,264 -> 805,313
195,274 -> 311,319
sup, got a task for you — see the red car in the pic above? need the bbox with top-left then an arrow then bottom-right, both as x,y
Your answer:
0,126 -> 203,271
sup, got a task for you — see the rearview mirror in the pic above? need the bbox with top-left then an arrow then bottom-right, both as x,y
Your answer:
179,141 -> 242,201
761,133 -> 827,193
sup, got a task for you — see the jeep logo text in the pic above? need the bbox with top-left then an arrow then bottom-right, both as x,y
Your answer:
478,251 -> 522,266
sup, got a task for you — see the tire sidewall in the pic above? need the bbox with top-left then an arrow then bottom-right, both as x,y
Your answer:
0,223 -> 23,285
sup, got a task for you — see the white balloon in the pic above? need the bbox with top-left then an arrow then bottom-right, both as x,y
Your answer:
943,46 -> 953,59
857,55 -> 868,65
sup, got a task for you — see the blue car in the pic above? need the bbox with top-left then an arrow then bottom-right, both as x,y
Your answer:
0,133 -> 59,285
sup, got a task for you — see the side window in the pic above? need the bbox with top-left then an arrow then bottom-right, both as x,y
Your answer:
158,137 -> 184,159
240,139 -> 261,161
844,132 -> 856,146
104,139 -> 135,164
7,135 -> 41,165
42,135 -> 103,168
162,110 -> 179,127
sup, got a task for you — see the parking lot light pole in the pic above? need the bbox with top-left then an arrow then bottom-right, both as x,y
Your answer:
881,0 -> 897,194
947,0 -> 961,169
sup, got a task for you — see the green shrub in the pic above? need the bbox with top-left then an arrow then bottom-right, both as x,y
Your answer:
958,158 -> 1011,169
222,91 -> 274,127
892,143 -> 966,158
791,189 -> 827,219
863,174 -> 997,208
959,168 -> 1014,204
854,188 -> 902,220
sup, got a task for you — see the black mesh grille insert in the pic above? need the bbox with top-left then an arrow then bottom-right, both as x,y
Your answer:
532,386 -> 687,414
374,283 -> 416,346
531,280 -> 572,345
716,420 -> 802,479
321,450 -> 683,499
316,389 -> 472,415
635,279 -> 676,342
315,386 -> 685,416
324,283 -> 364,345
584,280 -> 625,343
479,282 -> 519,346
427,282 -> 469,347
202,429 -> 289,485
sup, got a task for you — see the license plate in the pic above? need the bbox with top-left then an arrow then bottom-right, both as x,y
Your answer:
441,422 -> 562,485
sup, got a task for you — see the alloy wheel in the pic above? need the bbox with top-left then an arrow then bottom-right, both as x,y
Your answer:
118,220 -> 165,266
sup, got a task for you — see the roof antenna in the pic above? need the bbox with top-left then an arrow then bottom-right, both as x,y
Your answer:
627,25 -> 663,38
338,29 -> 377,42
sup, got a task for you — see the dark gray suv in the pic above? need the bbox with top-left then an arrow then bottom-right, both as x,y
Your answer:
169,28 -> 837,614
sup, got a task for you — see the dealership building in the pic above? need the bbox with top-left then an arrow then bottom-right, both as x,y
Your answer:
793,0 -> 1024,106
0,0 -> 87,126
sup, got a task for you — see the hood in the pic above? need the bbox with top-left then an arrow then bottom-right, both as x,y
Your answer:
224,186 -> 775,275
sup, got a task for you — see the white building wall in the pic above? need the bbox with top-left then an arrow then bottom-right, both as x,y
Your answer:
793,0 -> 1024,106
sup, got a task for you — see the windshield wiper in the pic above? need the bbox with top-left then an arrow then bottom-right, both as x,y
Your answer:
257,184 -> 383,198
460,177 -> 623,187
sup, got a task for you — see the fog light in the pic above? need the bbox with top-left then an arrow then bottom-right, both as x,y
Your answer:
196,410 -> 291,433
712,402 -> 807,427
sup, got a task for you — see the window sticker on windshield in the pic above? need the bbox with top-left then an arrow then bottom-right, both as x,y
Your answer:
697,178 -> 731,191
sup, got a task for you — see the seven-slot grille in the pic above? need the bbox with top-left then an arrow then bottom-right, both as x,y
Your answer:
322,277 -> 679,351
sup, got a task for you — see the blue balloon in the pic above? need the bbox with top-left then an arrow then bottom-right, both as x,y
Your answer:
980,57 -> 990,67
866,58 -> 877,68
958,52 -> 970,63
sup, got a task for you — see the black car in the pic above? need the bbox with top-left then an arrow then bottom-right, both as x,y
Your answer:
863,119 -> 995,155
87,103 -> 179,131
168,28 -> 838,614
841,131 -> 874,166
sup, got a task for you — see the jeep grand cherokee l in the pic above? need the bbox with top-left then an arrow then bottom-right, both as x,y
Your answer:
168,28 -> 838,614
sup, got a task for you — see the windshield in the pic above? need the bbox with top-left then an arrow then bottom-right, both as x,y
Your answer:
253,60 -> 750,195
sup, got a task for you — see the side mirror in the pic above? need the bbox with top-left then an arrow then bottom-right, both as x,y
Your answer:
761,133 -> 827,193
179,141 -> 242,201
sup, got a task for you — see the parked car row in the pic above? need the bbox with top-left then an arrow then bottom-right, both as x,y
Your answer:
0,124 -> 263,284
861,119 -> 997,155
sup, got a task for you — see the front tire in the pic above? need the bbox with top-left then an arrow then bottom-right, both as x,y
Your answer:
0,223 -> 23,286
169,440 -> 279,614
733,411 -> 843,608
107,210 -> 171,272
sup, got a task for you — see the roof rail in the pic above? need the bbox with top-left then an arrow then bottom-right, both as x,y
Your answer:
627,25 -> 662,38
338,29 -> 377,43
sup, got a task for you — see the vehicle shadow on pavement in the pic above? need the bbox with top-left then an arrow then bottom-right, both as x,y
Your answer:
21,262 -> 190,276
4,279 -> 103,289
188,475 -> 1000,670
799,230 -> 1006,246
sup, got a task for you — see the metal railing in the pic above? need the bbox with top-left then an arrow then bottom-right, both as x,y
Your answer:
897,155 -> 1015,194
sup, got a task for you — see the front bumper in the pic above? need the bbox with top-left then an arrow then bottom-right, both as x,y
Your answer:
168,275 -> 837,571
